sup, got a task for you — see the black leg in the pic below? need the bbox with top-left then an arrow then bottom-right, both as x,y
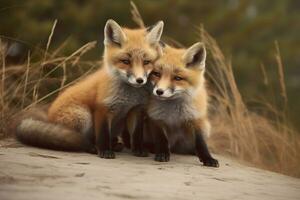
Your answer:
97,117 -> 115,159
121,126 -> 131,149
132,111 -> 148,157
153,125 -> 170,162
194,128 -> 219,167
108,114 -> 127,157
82,125 -> 97,154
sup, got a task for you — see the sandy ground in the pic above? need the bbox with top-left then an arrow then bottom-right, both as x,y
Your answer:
0,139 -> 299,200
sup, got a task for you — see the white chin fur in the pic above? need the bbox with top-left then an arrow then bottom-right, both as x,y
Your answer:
129,83 -> 143,88
153,87 -> 174,98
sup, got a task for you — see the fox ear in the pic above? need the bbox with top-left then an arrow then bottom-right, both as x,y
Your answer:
104,19 -> 127,46
146,21 -> 164,45
183,42 -> 206,69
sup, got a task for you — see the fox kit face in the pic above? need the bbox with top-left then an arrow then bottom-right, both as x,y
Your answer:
150,43 -> 207,99
103,19 -> 164,87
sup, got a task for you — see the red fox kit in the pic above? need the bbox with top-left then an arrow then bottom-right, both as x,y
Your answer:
146,43 -> 219,167
14,19 -> 164,158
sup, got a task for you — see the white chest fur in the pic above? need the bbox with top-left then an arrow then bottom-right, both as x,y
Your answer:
147,96 -> 202,126
104,79 -> 150,116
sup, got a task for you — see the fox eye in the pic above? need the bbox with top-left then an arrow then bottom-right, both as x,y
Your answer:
152,71 -> 161,78
174,76 -> 183,81
120,59 -> 130,65
143,60 -> 151,65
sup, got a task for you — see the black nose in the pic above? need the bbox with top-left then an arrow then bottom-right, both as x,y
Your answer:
156,89 -> 164,96
136,78 -> 144,84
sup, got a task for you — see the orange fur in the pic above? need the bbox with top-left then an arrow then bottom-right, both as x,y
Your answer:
145,43 -> 218,166
14,20 -> 164,153
149,45 -> 209,133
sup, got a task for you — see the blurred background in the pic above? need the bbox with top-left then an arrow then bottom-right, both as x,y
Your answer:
1,0 -> 299,132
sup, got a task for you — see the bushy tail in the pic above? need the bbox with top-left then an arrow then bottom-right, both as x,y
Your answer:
10,106 -> 86,151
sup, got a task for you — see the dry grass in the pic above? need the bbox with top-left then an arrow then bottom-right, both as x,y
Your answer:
0,31 -> 98,137
201,29 -> 300,177
132,2 -> 300,177
1,2 -> 299,178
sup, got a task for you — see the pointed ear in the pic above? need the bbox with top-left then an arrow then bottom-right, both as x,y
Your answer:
156,41 -> 166,57
183,42 -> 206,69
146,21 -> 164,45
104,19 -> 127,46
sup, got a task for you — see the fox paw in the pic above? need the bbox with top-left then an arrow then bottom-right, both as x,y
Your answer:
132,148 -> 149,157
98,150 -> 115,159
154,153 -> 170,162
202,157 -> 219,167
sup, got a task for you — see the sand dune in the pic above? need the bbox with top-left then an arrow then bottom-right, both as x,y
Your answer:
0,139 -> 299,200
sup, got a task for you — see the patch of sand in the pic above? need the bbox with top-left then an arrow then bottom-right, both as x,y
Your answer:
0,139 -> 299,200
